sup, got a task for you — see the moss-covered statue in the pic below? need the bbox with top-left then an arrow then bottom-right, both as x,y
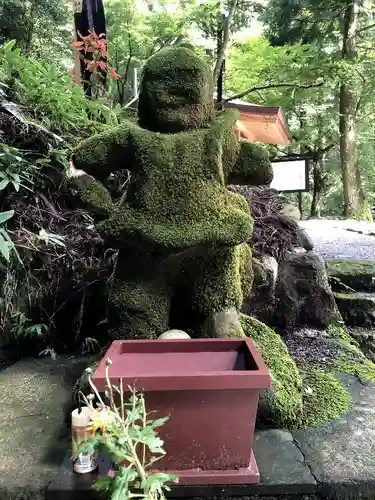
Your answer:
69,45 -> 375,431
68,45 -> 273,340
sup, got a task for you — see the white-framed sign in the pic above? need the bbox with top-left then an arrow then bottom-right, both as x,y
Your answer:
270,158 -> 310,193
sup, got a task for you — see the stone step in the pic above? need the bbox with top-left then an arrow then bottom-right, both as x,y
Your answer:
347,327 -> 375,362
3,358 -> 375,500
334,292 -> 375,328
326,259 -> 375,293
0,356 -> 87,500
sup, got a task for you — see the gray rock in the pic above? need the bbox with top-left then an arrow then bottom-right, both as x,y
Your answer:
274,251 -> 336,331
280,202 -> 301,221
326,259 -> 375,293
260,254 -> 278,290
253,429 -> 317,493
202,307 -> 239,338
297,226 -> 314,251
158,329 -> 191,339
242,255 -> 278,324
347,327 -> 375,362
334,292 -> 375,328
0,356 -> 87,500
292,375 -> 375,500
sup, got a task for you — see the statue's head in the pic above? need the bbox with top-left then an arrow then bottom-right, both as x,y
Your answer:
138,46 -> 214,133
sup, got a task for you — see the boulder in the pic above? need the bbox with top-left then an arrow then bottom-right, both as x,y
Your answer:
158,329 -> 191,339
274,251 -> 336,331
326,259 -> 375,292
296,225 -> 314,251
242,255 -> 278,324
347,327 -> 375,362
280,202 -> 301,221
334,292 -> 375,328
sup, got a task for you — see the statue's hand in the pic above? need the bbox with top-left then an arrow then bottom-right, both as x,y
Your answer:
66,159 -> 96,190
66,159 -> 86,179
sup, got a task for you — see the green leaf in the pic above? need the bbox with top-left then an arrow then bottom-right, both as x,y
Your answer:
0,210 -> 14,225
148,416 -> 169,428
0,233 -> 10,261
75,437 -> 99,458
0,179 -> 9,190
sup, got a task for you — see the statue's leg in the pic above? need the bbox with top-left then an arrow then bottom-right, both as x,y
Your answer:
107,247 -> 172,340
191,243 -> 252,338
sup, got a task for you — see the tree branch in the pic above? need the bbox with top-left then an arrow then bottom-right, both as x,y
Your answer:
219,81 -> 324,105
213,0 -> 238,84
356,22 -> 375,36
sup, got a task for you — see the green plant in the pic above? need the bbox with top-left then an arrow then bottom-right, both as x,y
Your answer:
0,144 -> 41,192
10,311 -> 48,339
0,209 -> 17,262
77,358 -> 178,500
0,41 -> 122,140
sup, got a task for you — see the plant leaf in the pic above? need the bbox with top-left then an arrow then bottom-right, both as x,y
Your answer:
0,210 -> 14,224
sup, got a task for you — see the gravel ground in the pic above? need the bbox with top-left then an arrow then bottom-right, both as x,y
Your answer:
300,219 -> 375,260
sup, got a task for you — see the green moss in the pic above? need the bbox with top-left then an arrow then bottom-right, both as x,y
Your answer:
240,314 -> 356,429
75,176 -> 115,219
240,314 -> 303,427
138,46 -> 214,133
300,370 -> 351,428
229,141 -> 273,186
71,46 -> 271,341
227,321 -> 246,338
327,323 -> 357,345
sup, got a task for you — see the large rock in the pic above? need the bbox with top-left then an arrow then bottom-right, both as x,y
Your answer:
347,327 -> 375,362
326,259 -> 375,292
242,255 -> 278,324
274,250 -> 336,331
292,375 -> 375,499
334,292 -> 375,327
0,357 -> 86,500
280,202 -> 301,221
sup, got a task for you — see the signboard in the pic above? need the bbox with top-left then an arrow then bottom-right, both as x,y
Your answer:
270,158 -> 310,193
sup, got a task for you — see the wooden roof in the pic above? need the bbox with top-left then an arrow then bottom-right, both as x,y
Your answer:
224,100 -> 292,145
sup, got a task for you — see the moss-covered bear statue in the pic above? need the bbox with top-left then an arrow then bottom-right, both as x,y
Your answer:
69,45 -> 273,340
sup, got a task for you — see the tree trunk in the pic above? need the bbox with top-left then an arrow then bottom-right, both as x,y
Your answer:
310,158 -> 323,218
213,0 -> 238,94
340,0 -> 364,218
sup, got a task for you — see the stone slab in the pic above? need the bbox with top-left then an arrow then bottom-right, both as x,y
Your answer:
292,375 -> 375,500
0,356 -> 88,500
47,428 -> 316,499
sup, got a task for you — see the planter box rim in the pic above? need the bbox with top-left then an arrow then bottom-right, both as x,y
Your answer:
92,337 -> 270,392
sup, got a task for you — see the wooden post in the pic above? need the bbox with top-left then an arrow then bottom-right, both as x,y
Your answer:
72,0 -> 83,85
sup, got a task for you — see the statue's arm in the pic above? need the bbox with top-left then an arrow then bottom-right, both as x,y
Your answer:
71,124 -> 133,182
68,124 -> 134,219
228,141 -> 273,186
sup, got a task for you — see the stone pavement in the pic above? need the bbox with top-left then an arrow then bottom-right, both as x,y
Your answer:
1,359 -> 375,500
0,357 -> 86,500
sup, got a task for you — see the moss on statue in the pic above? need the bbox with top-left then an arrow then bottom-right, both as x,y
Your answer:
70,45 -> 272,340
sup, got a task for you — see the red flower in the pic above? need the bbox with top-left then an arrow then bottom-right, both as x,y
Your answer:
109,67 -> 121,80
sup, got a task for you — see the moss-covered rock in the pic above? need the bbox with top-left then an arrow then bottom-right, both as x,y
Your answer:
71,46 -> 272,340
347,327 -> 375,362
326,259 -> 375,292
334,292 -> 375,327
299,370 -> 351,428
240,314 -> 304,427
241,315 -> 352,429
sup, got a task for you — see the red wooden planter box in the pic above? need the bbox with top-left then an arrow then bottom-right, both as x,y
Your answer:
92,338 -> 270,486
